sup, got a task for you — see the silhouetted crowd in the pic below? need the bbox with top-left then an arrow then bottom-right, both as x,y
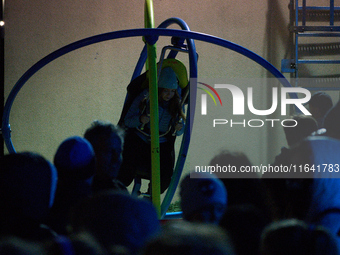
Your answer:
1,92 -> 340,255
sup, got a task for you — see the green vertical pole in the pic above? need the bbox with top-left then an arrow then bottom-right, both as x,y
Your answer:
144,0 -> 161,217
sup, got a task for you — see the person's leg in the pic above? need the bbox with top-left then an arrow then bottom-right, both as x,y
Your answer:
159,141 -> 175,193
117,131 -> 148,187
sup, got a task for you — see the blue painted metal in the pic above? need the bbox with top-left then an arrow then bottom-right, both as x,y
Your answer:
302,0 -> 307,26
157,18 -> 197,219
330,0 -> 335,26
295,0 -> 299,79
298,59 -> 340,64
292,0 -> 340,81
297,6 -> 340,10
162,211 -> 183,219
281,59 -> 295,73
298,32 -> 340,36
131,17 -> 194,80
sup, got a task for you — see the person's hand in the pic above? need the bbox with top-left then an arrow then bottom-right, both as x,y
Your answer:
140,114 -> 150,124
175,123 -> 183,131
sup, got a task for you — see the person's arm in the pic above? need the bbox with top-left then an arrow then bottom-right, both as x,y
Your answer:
174,117 -> 185,136
124,90 -> 149,128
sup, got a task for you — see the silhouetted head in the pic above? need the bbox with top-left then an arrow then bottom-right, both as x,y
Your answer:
84,120 -> 124,178
54,136 -> 96,181
0,152 -> 58,220
261,219 -> 338,255
283,115 -> 318,147
69,191 -> 160,254
324,100 -> 340,139
180,171 -> 227,224
307,92 -> 333,119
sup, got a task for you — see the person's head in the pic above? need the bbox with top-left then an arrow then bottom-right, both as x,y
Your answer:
288,137 -> 340,220
219,204 -> 270,255
283,114 -> 318,147
84,120 -> 124,178
159,88 -> 178,102
44,231 -> 108,255
180,171 -> 227,224
208,150 -> 271,218
307,92 -> 333,122
69,191 -> 160,255
0,152 -> 58,221
261,219 -> 338,255
209,150 -> 254,178
158,67 -> 179,102
54,136 -> 96,182
324,100 -> 340,139
142,221 -> 235,255
157,66 -> 185,120
0,236 -> 47,255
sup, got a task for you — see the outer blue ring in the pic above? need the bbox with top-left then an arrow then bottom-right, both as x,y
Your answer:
2,27 -> 293,218
2,28 -> 293,152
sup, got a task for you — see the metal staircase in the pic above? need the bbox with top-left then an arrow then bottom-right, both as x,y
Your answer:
282,0 -> 340,90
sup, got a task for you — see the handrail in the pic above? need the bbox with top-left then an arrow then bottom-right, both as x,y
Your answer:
296,0 -> 338,26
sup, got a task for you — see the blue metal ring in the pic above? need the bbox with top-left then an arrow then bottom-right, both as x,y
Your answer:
2,27 -> 293,218
2,27 -> 293,153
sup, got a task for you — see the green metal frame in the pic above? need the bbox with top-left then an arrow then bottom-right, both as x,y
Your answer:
144,0 -> 161,217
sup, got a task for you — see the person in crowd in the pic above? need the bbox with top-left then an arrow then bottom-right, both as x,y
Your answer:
219,204 -> 270,255
263,114 -> 318,219
306,91 -> 333,128
68,190 -> 160,255
0,236 -> 47,255
141,221 -> 235,255
260,219 -> 338,255
117,64 -> 187,194
286,136 -> 340,251
0,152 -> 58,241
84,120 -> 127,193
47,136 -> 96,235
180,171 -> 227,224
43,231 -> 109,255
323,99 -> 340,139
209,150 -> 272,220
272,114 -> 318,166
